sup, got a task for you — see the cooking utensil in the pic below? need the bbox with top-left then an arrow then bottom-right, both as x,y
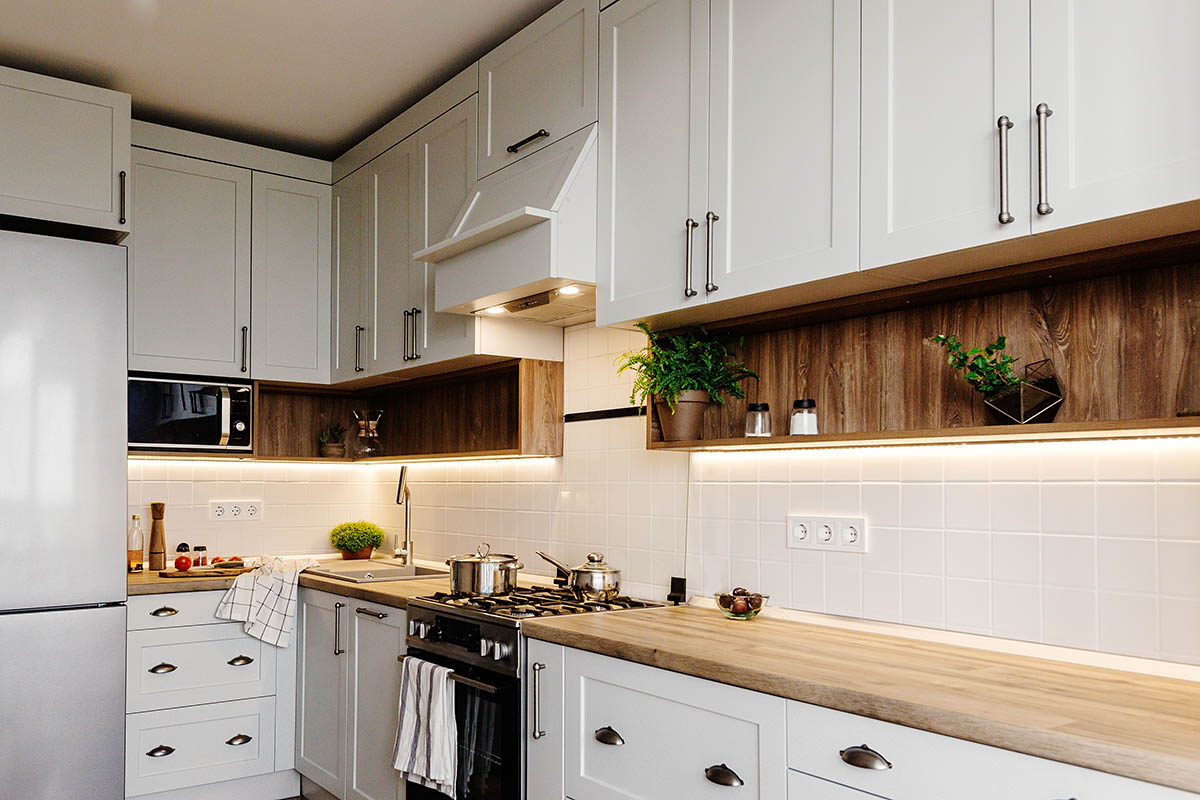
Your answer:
445,542 -> 522,596
536,551 -> 621,601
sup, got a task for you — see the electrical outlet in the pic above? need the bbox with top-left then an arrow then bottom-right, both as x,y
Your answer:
209,501 -> 263,522
786,515 -> 867,552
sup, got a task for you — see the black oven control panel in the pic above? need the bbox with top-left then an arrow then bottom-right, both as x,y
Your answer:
405,602 -> 521,676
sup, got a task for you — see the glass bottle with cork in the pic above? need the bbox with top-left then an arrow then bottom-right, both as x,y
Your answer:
127,514 -> 145,573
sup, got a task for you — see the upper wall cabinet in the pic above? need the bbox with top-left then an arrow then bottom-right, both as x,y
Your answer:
477,0 -> 598,178
250,173 -> 332,383
1030,0 -> 1200,233
331,169 -> 370,382
128,148 -> 252,378
596,0 -> 860,326
0,65 -> 131,236
860,0 -> 1031,269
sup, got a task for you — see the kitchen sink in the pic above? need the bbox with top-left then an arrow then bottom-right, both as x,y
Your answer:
304,561 -> 448,583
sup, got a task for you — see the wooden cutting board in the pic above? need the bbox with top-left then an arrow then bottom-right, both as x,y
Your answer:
157,566 -> 254,578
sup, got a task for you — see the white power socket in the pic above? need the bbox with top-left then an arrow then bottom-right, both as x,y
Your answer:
209,500 -> 263,522
787,515 -> 867,553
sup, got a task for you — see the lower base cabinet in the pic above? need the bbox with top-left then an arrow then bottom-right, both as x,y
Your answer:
295,589 -> 408,800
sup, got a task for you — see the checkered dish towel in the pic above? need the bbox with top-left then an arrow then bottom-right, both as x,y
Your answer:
214,556 -> 318,647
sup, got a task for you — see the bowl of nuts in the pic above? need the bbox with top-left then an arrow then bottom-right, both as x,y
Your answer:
714,587 -> 768,620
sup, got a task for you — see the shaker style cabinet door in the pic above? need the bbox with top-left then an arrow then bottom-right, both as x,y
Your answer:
331,169 -> 370,382
367,136 -> 421,376
860,0 -> 1031,269
295,590 -> 348,796
595,0 -> 710,326
0,65 -> 131,235
477,0 -> 598,178
250,172 -> 331,383
127,148 -> 252,378
706,0 -> 860,301
526,639 -> 565,800
345,603 -> 407,800
1030,0 -> 1200,232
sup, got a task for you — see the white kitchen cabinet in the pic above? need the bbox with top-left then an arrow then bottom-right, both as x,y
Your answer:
707,0 -> 860,299
296,589 -> 408,800
477,0 -> 598,178
0,65 -> 131,235
415,96 -> 478,365
127,148 -> 252,377
296,590 -> 349,795
527,638 -> 565,800
367,137 -> 422,375
788,770 -> 880,800
860,0 -> 1031,270
127,590 -> 229,631
332,169 -> 371,382
564,647 -> 788,800
596,0 -> 709,326
251,172 -> 332,383
1030,0 -> 1200,233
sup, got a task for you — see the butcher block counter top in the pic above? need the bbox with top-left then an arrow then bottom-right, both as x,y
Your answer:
522,604 -> 1200,793
128,570 -> 240,594
296,573 -> 452,607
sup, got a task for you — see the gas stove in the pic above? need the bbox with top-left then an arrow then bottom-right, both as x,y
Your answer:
414,586 -> 660,621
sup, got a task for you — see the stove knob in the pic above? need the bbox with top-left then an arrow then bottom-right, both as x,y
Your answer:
480,638 -> 493,657
492,641 -> 510,661
407,620 -> 416,636
415,622 -> 431,640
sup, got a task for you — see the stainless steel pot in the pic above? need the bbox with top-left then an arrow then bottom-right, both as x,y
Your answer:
537,551 -> 621,601
445,543 -> 522,596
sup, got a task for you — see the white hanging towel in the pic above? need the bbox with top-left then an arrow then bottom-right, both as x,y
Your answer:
214,556 -> 317,647
393,656 -> 458,798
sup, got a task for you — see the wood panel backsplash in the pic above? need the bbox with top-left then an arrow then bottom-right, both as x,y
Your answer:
699,261 -> 1199,440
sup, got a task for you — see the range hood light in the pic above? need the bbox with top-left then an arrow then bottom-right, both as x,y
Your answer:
557,284 -> 581,296
484,305 -> 507,315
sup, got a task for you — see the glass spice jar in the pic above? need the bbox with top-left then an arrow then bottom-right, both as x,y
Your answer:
789,399 -> 819,435
744,403 -> 772,437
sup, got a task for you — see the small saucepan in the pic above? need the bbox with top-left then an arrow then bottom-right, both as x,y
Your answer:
445,542 -> 522,596
537,551 -> 621,601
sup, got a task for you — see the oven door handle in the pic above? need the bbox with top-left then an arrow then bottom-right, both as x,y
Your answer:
398,655 -> 500,695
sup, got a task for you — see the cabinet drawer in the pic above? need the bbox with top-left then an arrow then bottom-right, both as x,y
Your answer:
789,770 -> 883,800
128,591 -> 226,630
127,623 -> 276,712
565,648 -> 786,800
786,701 -> 1193,800
126,696 -> 275,796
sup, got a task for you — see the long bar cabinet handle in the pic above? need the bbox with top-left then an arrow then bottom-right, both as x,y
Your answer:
1036,103 -> 1054,215
402,310 -> 411,361
356,607 -> 387,619
118,170 -> 127,225
334,602 -> 345,655
997,115 -> 1014,224
410,308 -> 421,360
507,129 -> 550,154
353,326 -> 365,372
684,218 -> 699,298
240,326 -> 249,373
704,211 -> 719,293
531,662 -> 547,740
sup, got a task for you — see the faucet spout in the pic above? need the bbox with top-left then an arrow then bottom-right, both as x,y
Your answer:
394,467 -> 412,566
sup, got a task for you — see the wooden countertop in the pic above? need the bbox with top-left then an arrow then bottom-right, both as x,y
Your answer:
128,570 -> 240,594
523,604 -> 1200,793
296,574 -> 452,607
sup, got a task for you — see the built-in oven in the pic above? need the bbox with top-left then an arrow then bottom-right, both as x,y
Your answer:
128,374 -> 252,451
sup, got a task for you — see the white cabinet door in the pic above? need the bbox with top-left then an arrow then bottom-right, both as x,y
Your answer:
788,771 -> 883,800
368,137 -> 421,376
332,170 -> 370,382
295,590 -> 348,796
251,172 -> 332,383
417,97 -> 480,365
527,639 -> 565,800
345,602 -> 407,800
128,148 -> 251,377
1030,0 -> 1200,232
860,0 -> 1031,269
0,65 -> 130,234
707,0 -> 860,301
596,0 -> 710,326
477,0 -> 598,177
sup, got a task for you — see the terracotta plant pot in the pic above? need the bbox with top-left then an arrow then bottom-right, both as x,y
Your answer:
341,546 -> 373,560
320,442 -> 347,458
654,390 -> 712,442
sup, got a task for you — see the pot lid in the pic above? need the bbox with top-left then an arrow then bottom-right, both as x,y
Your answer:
448,542 -> 520,564
574,552 -> 619,575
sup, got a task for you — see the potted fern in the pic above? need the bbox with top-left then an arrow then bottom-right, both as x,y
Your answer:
929,334 -> 1063,424
616,322 -> 758,441
330,520 -> 386,560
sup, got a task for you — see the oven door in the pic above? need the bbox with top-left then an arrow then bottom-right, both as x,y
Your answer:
404,647 -> 524,800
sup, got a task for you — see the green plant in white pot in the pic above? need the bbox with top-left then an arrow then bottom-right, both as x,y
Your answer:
616,322 -> 758,441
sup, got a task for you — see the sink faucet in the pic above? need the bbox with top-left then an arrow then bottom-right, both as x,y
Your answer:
394,466 -> 412,565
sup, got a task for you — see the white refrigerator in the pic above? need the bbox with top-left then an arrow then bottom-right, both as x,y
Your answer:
0,230 -> 127,798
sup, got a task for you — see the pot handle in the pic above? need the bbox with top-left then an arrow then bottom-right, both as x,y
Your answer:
504,561 -> 525,571
537,551 -> 572,579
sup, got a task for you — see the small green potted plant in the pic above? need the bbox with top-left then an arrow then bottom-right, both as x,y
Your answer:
616,322 -> 758,441
929,334 -> 1063,424
319,422 -> 347,458
329,520 -> 386,560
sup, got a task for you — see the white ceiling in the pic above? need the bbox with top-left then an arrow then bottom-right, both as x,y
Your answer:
0,0 -> 561,160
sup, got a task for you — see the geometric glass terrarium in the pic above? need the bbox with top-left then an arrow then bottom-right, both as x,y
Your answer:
984,359 -> 1064,424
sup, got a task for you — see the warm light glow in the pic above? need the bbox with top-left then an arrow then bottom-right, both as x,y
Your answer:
557,285 -> 581,296
484,305 -> 507,314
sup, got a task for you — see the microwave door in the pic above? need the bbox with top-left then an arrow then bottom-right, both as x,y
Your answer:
128,381 -> 226,448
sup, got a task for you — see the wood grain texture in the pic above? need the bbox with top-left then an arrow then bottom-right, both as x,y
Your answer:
523,605 -> 1200,794
650,258 -> 1200,443
518,358 -> 564,456
128,571 -> 239,594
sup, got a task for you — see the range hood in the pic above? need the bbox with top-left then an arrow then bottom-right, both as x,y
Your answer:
413,124 -> 596,326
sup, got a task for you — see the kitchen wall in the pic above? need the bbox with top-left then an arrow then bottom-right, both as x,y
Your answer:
127,322 -> 1200,665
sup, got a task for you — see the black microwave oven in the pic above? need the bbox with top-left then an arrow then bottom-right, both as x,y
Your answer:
128,376 -> 252,451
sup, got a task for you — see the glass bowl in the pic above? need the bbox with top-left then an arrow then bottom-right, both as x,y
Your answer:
714,591 -> 768,620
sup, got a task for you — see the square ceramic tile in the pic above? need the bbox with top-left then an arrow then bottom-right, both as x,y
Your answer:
862,527 -> 901,573
991,583 -> 1042,641
862,571 -> 903,623
1158,541 -> 1200,599
861,483 -> 901,528
991,533 -> 1041,584
1039,483 -> 1095,534
1098,592 -> 1158,659
1040,535 -> 1096,589
758,483 -> 789,522
901,574 -> 945,628
1160,597 -> 1200,662
901,451 -> 944,482
945,530 -> 990,580
944,483 -> 989,531
1097,538 -> 1157,594
946,578 -> 991,633
1095,483 -> 1157,538
825,566 -> 863,617
789,550 -> 825,612
1042,587 -> 1098,650
900,483 -> 943,529
989,484 -> 1040,532
1157,484 -> 1200,540
824,483 -> 862,516
1156,441 -> 1200,481
900,529 -> 944,576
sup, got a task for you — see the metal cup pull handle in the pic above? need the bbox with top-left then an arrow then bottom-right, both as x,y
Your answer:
840,743 -> 893,770
594,726 -> 625,746
146,745 -> 175,758
150,606 -> 178,617
225,734 -> 253,747
227,655 -> 254,667
148,662 -> 177,675
704,763 -> 744,787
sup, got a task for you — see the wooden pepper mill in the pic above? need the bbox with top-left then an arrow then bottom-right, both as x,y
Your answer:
148,502 -> 167,571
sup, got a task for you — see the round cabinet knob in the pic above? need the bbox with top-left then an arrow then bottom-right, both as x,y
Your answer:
480,638 -> 494,657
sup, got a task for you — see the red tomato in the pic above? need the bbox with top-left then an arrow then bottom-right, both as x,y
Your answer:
174,555 -> 192,572
210,556 -> 225,564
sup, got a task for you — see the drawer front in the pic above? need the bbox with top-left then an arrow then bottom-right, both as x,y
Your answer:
127,624 -> 276,712
126,696 -> 275,796
789,770 -> 885,800
565,648 -> 787,800
786,701 -> 1195,800
128,591 -> 227,630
